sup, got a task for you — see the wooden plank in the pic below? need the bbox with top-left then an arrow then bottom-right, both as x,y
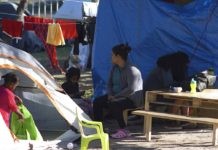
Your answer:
212,124 -> 218,146
147,89 -> 218,102
132,110 -> 218,124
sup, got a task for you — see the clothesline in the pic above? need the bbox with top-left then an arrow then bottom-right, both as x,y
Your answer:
0,12 -> 95,23
23,21 -> 87,25
2,17 -> 78,72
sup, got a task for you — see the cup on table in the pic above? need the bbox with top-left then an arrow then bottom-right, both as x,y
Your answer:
173,87 -> 182,93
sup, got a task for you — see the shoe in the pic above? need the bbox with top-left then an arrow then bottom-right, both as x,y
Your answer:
110,129 -> 130,139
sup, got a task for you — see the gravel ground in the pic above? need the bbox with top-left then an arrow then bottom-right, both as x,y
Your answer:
34,56 -> 218,150
86,119 -> 218,150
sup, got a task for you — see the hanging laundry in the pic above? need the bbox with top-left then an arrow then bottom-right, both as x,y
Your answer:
83,2 -> 98,17
32,23 -> 60,70
56,19 -> 78,39
86,17 -> 96,44
46,23 -> 65,46
23,16 -> 63,71
24,16 -> 52,23
24,16 -> 53,30
76,22 -> 87,44
2,19 -> 23,38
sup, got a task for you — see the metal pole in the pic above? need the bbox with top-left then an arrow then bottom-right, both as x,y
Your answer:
50,0 -> 52,18
32,0 -> 34,15
38,0 -> 40,17
44,0 -> 46,17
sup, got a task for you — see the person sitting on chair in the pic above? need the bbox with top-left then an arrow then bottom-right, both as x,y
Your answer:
93,43 -> 143,139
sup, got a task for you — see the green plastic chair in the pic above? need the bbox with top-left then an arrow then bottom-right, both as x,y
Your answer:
76,109 -> 109,150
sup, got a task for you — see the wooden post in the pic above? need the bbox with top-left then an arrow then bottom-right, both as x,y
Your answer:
212,124 -> 218,146
145,115 -> 152,141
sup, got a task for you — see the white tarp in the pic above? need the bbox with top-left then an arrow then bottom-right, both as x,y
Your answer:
53,0 -> 98,20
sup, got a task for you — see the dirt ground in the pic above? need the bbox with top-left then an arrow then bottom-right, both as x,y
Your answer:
35,53 -> 218,150
81,118 -> 217,150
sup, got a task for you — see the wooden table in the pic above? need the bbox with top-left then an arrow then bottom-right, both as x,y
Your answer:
133,89 -> 218,145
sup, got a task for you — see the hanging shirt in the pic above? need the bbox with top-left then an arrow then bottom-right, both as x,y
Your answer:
0,86 -> 18,127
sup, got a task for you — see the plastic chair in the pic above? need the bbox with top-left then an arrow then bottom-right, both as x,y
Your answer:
76,109 -> 109,150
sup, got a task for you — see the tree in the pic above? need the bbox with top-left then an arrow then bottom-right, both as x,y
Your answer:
17,0 -> 28,21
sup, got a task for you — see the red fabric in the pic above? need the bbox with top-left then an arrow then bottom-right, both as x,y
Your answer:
32,23 -> 59,69
24,16 -> 60,69
24,16 -> 53,23
0,86 -> 17,127
24,16 -> 53,30
56,19 -> 78,39
2,19 -> 23,37
24,22 -> 34,30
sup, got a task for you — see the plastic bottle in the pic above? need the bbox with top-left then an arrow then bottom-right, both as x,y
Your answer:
190,78 -> 197,93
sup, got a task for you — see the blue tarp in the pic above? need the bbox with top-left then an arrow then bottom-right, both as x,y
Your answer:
92,0 -> 218,98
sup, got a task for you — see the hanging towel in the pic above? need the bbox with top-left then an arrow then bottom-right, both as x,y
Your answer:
46,23 -> 65,46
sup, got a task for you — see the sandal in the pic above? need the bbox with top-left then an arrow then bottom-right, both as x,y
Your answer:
110,129 -> 130,139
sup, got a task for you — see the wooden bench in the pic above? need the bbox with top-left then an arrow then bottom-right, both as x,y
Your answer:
132,110 -> 218,146
123,106 -> 144,125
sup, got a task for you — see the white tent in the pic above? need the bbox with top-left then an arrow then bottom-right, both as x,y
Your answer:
53,0 -> 98,20
0,41 -> 93,145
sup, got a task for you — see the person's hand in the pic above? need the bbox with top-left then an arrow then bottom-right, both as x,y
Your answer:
15,95 -> 23,105
17,113 -> 24,123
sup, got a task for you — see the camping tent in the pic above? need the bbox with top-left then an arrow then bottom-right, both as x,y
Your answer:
53,0 -> 98,20
92,0 -> 218,97
0,41 -> 93,141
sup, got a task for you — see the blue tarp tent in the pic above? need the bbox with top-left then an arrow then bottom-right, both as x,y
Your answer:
92,0 -> 218,97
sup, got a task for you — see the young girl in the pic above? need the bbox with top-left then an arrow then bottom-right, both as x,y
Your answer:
62,67 -> 92,117
0,73 -> 24,128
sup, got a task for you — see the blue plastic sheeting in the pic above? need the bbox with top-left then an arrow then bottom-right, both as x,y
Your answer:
92,0 -> 218,98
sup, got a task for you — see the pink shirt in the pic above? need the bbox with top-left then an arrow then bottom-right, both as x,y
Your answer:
0,86 -> 18,127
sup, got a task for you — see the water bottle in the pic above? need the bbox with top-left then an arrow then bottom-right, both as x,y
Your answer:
190,78 -> 197,93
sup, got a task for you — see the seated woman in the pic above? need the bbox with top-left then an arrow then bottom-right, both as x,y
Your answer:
93,43 -> 143,139
144,51 -> 191,128
144,53 -> 174,91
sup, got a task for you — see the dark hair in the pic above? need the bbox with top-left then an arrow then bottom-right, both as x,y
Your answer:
2,73 -> 19,85
156,54 -> 173,71
66,67 -> 81,81
172,51 -> 190,64
171,51 -> 190,82
112,43 -> 131,61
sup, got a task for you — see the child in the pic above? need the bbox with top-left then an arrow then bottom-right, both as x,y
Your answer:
62,67 -> 92,117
